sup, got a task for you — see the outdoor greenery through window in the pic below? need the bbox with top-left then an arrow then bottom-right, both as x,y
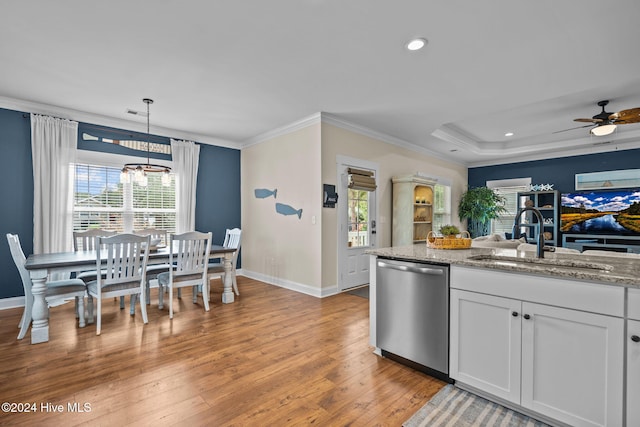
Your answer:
347,189 -> 369,247
433,184 -> 452,232
73,164 -> 176,244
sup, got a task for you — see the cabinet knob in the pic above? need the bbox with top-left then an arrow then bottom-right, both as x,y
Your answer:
632,335 -> 640,343
523,314 -> 531,320
512,311 -> 519,317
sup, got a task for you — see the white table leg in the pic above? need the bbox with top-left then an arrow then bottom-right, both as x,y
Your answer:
29,269 -> 49,344
221,252 -> 235,304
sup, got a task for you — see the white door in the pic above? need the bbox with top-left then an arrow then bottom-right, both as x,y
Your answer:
521,302 -> 624,427
337,157 -> 377,291
449,289 -> 522,404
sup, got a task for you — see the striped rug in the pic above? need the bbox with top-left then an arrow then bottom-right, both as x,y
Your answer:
403,385 -> 550,427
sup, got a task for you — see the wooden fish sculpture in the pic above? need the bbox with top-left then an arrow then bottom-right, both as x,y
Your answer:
275,203 -> 302,219
254,188 -> 277,199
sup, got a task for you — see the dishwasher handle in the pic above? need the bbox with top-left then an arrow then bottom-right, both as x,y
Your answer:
377,261 -> 445,275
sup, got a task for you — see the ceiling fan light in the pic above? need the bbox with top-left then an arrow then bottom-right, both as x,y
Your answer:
590,124 -> 617,136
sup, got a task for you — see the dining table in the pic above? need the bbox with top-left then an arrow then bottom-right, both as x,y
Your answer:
24,245 -> 237,344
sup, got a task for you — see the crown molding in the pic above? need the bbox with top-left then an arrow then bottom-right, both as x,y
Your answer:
241,112 -> 322,148
241,110 -> 466,166
0,96 -> 242,150
321,113 -> 465,166
468,137 -> 640,168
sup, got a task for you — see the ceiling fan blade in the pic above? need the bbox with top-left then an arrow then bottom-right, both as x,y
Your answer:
574,118 -> 603,123
552,124 -> 594,134
610,107 -> 640,124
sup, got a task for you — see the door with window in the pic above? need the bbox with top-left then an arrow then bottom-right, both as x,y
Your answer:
337,157 -> 377,291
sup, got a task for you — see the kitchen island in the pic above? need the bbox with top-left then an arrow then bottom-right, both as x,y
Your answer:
367,245 -> 640,427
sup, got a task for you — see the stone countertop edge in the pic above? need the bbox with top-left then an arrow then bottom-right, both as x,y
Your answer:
367,245 -> 640,288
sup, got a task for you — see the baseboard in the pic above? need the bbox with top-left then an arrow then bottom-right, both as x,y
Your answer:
240,269 -> 340,298
0,296 -> 25,311
0,270 -> 342,310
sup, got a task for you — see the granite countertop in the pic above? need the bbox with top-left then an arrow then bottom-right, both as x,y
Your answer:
367,245 -> 640,288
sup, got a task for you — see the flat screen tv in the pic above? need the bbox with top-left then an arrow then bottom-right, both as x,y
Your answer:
560,189 -> 640,235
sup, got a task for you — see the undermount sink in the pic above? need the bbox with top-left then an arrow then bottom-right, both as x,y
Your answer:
467,254 -> 614,272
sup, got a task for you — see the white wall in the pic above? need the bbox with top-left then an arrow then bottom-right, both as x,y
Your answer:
241,123 -> 323,295
241,118 -> 468,296
321,122 -> 468,289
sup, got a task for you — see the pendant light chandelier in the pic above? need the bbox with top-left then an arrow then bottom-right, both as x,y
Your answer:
120,98 -> 171,187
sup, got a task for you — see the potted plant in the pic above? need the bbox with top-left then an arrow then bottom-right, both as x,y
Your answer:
458,186 -> 506,238
439,224 -> 460,238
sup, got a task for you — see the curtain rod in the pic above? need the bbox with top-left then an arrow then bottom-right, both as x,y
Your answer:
22,114 -> 185,143
22,112 -> 75,122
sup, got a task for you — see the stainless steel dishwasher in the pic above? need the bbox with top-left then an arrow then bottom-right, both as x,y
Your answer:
376,258 -> 450,380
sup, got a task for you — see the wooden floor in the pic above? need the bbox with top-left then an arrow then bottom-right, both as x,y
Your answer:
0,277 -> 444,426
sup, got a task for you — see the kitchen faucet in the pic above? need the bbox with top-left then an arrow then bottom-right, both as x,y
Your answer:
513,207 -> 545,258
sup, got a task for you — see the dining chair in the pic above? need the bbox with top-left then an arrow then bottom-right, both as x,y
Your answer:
73,228 -> 118,284
157,231 -> 212,319
134,228 -> 169,306
73,229 -> 134,313
86,233 -> 151,335
208,228 -> 242,297
6,233 -> 87,340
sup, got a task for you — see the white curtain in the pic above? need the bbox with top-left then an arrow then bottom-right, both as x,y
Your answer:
31,114 -> 78,255
171,139 -> 200,233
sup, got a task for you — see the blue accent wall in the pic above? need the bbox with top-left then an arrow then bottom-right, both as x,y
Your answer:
469,148 -> 640,194
0,109 -> 33,298
195,144 -> 241,249
0,107 -> 241,300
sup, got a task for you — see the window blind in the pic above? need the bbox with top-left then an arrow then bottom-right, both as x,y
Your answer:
73,163 -> 176,235
348,167 -> 377,191
492,185 -> 528,237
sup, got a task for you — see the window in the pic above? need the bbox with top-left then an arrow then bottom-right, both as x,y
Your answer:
433,184 -> 452,232
487,178 -> 531,237
73,163 -> 175,238
347,189 -> 370,247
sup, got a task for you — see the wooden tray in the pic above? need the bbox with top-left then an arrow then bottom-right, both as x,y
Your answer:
427,231 -> 472,249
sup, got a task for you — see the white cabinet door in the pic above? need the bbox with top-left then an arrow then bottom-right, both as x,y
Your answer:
628,319 -> 640,427
521,302 -> 624,427
450,289 -> 521,404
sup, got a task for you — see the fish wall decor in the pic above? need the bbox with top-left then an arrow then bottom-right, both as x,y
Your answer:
275,203 -> 303,219
254,188 -> 277,199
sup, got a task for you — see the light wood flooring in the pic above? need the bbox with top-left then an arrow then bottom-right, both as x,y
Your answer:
0,277 -> 444,426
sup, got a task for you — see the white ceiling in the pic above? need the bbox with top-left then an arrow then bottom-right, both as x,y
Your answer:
2,0 -> 640,166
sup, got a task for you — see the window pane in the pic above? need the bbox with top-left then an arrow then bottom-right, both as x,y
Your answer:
347,188 -> 369,247
73,163 -> 176,236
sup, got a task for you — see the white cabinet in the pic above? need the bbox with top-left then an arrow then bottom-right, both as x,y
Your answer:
520,302 -> 623,427
627,288 -> 640,427
450,290 -> 521,404
450,266 -> 624,427
627,319 -> 640,427
391,175 -> 435,246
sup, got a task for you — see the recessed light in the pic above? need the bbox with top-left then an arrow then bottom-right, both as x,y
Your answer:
406,38 -> 427,51
504,132 -> 514,137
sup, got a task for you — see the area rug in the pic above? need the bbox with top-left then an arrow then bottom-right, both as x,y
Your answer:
403,385 -> 550,427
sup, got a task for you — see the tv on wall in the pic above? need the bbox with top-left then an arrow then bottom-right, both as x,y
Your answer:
560,189 -> 640,235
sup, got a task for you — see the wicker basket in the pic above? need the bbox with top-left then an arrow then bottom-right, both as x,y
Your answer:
427,231 -> 472,250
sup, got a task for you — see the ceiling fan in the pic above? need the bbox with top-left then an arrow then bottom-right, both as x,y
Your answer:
554,100 -> 640,136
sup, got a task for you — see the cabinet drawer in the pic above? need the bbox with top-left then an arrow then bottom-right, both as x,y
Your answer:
629,288 -> 640,321
451,265 -> 624,317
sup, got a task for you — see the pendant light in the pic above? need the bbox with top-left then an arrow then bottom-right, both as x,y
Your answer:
120,98 -> 171,186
